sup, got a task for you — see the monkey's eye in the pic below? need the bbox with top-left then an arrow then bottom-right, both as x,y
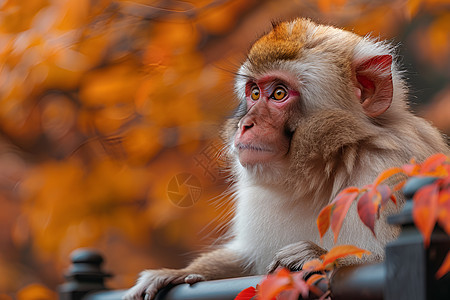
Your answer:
271,87 -> 287,101
250,87 -> 260,101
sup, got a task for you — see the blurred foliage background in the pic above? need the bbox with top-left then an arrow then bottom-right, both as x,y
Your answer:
0,0 -> 449,298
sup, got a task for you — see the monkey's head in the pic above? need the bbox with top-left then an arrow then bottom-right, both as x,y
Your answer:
225,18 -> 408,186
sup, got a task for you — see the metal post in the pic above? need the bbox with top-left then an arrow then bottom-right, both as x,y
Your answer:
330,263 -> 384,300
384,177 -> 450,300
59,249 -> 112,300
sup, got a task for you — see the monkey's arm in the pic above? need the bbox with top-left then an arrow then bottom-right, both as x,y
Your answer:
123,247 -> 249,300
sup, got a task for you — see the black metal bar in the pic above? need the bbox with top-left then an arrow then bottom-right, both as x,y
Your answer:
83,276 -> 263,300
81,266 -> 384,300
330,263 -> 385,300
154,276 -> 263,300
59,249 -> 112,300
83,290 -> 126,300
384,177 -> 450,300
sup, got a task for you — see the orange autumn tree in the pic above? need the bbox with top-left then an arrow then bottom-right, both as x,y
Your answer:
0,0 -> 249,295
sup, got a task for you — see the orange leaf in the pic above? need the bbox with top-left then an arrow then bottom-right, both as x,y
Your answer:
422,166 -> 449,178
317,204 -> 333,240
437,190 -> 450,235
373,167 -> 405,186
436,251 -> 450,279
393,180 -> 406,192
322,245 -> 371,268
317,0 -> 332,12
406,0 -> 423,19
444,165 -> 450,175
330,188 -> 360,243
17,284 -> 56,300
337,187 -> 360,196
234,286 -> 257,300
258,268 -> 291,300
317,0 -> 347,12
412,184 -> 439,247
302,259 -> 324,272
306,273 -> 326,286
420,153 -> 449,174
357,189 -> 379,236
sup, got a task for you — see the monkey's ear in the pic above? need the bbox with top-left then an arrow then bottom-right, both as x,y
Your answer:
355,55 -> 393,117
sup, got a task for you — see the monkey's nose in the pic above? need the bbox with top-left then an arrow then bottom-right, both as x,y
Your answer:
238,117 -> 255,134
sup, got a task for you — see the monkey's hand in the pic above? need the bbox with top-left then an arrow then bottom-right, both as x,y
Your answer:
123,269 -> 206,300
267,241 -> 327,273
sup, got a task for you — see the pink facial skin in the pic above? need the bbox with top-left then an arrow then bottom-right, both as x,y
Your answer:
235,72 -> 301,167
244,75 -> 300,108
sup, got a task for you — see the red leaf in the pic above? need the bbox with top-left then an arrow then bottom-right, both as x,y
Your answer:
317,204 -> 333,240
235,286 -> 257,300
437,190 -> 450,235
390,194 -> 398,205
444,176 -> 450,186
330,188 -> 359,243
420,153 -> 448,174
436,251 -> 450,279
377,184 -> 395,206
403,154 -> 449,177
357,188 -> 380,236
412,184 -> 439,247
402,162 -> 420,176
258,268 -> 291,300
321,245 -> 371,268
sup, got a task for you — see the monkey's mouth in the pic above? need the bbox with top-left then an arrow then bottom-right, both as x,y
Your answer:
236,143 -> 272,152
235,143 -> 278,166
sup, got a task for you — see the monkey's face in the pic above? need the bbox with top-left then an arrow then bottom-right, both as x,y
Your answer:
230,18 -> 395,175
233,71 -> 300,167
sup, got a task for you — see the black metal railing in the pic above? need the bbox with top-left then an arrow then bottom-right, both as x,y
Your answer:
58,177 -> 450,300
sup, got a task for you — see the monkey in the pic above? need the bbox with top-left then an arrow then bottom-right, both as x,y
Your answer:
124,18 -> 449,300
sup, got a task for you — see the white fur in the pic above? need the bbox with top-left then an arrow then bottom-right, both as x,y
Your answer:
224,166 -> 387,274
226,181 -> 319,274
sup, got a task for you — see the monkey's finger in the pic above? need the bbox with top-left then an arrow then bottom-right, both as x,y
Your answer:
267,261 -> 280,273
122,285 -> 146,300
143,288 -> 157,300
184,274 -> 206,284
144,280 -> 168,300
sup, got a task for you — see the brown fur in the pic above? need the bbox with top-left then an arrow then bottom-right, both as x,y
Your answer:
248,21 -> 306,67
